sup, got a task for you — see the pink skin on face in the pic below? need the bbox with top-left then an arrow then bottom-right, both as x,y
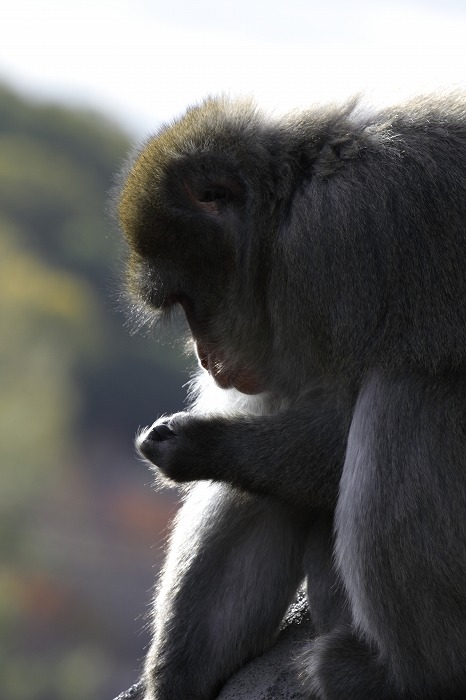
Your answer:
195,341 -> 263,395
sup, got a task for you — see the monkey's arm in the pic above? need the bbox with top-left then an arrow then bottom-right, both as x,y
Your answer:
139,395 -> 349,509
143,482 -> 309,700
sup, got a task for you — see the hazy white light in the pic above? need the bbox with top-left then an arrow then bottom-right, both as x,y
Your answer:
1,0 -> 464,134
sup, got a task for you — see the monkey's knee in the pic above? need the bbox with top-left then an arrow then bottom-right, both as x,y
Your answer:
304,626 -> 396,700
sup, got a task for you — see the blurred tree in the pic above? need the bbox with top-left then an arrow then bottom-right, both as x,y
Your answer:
0,222 -> 99,508
0,83 -> 188,698
0,82 -> 188,445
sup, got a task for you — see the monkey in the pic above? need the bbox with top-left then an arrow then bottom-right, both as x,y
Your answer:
116,93 -> 466,699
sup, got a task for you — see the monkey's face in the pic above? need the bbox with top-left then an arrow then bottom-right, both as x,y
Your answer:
118,107 -> 274,395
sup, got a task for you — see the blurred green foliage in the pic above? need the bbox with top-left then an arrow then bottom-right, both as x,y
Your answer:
0,83 -> 188,699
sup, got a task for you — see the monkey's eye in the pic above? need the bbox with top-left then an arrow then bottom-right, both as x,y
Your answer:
183,177 -> 243,214
198,186 -> 230,203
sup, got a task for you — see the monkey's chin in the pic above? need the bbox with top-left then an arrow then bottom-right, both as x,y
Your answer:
213,370 -> 263,395
196,342 -> 263,395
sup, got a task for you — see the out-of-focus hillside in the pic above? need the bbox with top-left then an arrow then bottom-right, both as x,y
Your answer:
0,83 -> 190,699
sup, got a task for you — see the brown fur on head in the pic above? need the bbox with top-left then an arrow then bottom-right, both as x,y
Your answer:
117,98 -> 276,394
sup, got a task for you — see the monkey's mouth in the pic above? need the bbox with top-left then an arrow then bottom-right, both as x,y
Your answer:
195,341 -> 263,395
171,295 -> 263,395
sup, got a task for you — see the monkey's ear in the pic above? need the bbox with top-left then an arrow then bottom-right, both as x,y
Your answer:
183,176 -> 244,215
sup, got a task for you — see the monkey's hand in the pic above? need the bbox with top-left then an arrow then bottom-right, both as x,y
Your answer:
136,399 -> 346,509
136,412 -> 217,483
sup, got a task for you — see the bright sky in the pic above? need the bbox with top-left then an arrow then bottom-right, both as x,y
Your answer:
2,0 -> 465,136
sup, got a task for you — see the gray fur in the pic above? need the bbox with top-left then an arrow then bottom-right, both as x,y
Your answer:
117,93 -> 466,699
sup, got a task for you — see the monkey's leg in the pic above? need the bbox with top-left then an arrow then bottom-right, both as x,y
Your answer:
303,624 -> 399,700
143,481 -> 309,700
329,370 -> 466,699
305,625 -> 466,700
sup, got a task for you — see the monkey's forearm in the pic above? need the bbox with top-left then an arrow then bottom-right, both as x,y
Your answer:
139,400 -> 349,509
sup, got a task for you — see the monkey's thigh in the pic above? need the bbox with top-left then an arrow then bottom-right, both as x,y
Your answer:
330,371 -> 466,699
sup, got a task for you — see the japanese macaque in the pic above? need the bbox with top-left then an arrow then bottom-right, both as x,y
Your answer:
117,93 -> 466,699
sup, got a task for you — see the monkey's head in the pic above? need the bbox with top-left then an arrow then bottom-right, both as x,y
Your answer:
117,96 -> 380,393
118,95 -> 466,392
118,98 -> 286,395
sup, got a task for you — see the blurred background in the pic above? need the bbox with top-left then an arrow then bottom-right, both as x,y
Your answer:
0,1 -> 464,698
